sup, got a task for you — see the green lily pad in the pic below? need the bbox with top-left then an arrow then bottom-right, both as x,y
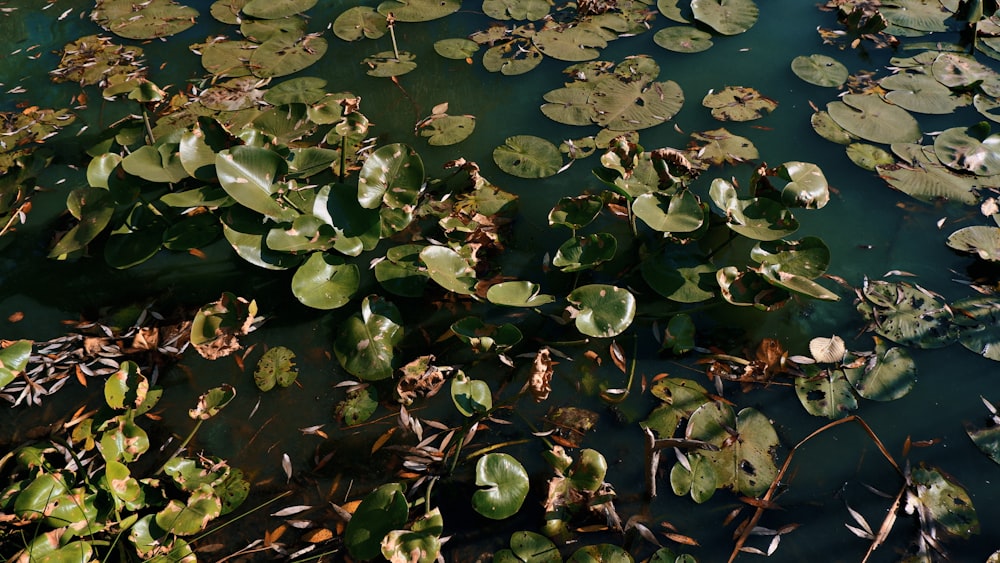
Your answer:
493,135 -> 563,178
953,295 -> 1000,361
92,0 -> 199,40
947,225 -> 1000,260
689,128 -> 759,165
548,194 -> 603,229
881,71 -> 967,114
750,236 -> 830,278
975,93 -> 1000,123
791,54 -> 848,87
686,402 -> 779,497
497,531 -> 561,563
364,50 -> 418,77
264,77 -> 329,105
934,123 -> 1000,176
334,296 -> 404,381
709,178 -> 799,241
483,0 -> 550,20
827,94 -> 922,144
345,483 -> 409,560
253,346 -> 298,391
339,386 -> 379,426
909,464 -> 979,539
641,246 -> 716,303
381,510 -> 443,563
846,337 -> 917,401
49,188 -> 115,259
420,245 -> 477,295
653,26 -> 713,53
451,371 -> 493,416
592,77 -> 684,131
104,361 -> 149,410
189,384 -> 236,420
122,143 -> 189,184
566,284 -> 636,338
757,263 -> 840,301
670,453 -> 717,503
633,190 -> 704,233
483,39 -> 544,75
876,152 -> 981,205
568,544 -> 633,562
210,0 -> 247,23
690,0 -> 758,35
933,52 -> 1000,97
532,23 -> 608,62
418,114 -> 476,146
716,266 -> 790,311
663,313 -> 696,354
291,252 -> 360,310
553,232 -> 617,272
486,281 -> 556,307
703,86 -> 777,122
198,76 -> 266,111
846,142 -> 895,170
251,33 -> 327,78
881,0 -> 951,33
795,365 -> 858,419
196,39 -> 255,78
811,110 -> 857,145
240,16 -> 308,43
376,244 -> 430,297
216,146 -> 298,221
433,38 -> 480,59
776,161 -> 829,209
472,453 -> 530,520
243,0 -> 317,19
966,397 -> 1000,464
0,340 -> 32,390
378,0 -> 460,20
642,377 -> 711,437
856,280 -> 960,348
223,222 -> 303,270
452,317 -> 522,354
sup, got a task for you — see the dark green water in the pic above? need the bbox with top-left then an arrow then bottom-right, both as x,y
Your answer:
2,0 -> 999,561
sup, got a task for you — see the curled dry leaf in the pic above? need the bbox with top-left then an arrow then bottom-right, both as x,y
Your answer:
809,335 -> 846,363
527,347 -> 554,402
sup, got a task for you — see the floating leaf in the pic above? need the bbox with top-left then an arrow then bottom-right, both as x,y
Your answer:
334,296 -> 404,381
750,236 -> 830,278
689,128 -> 759,165
92,0 -> 199,40
451,371 -> 493,416
358,143 -> 424,209
483,39 -> 544,75
433,37 -> 480,59
642,377 -> 710,437
686,402 -> 779,496
493,135 -> 563,178
881,72 -> 967,114
0,340 -> 31,390
549,195 -> 603,229
381,510 -> 443,563
633,190 -> 704,233
105,361 -> 149,410
846,143 -> 895,170
243,0 -> 317,19
702,86 -> 777,122
497,531 -> 561,563
709,178 -> 799,241
795,366 -> 858,419
848,338 -> 917,401
909,464 -> 980,539
566,284 -> 636,338
653,26 -> 713,53
376,244 -> 430,297
947,225 -> 1000,261
486,281 -> 556,307
483,0 -> 550,20
808,335 -> 846,363
791,54 -> 848,87
954,295 -> 1000,361
934,123 -> 1000,176
264,77 -> 329,105
690,0 -> 758,35
196,39 -> 255,78
472,453 -> 530,520
670,453 -> 717,503
377,0 -> 460,21
345,483 -> 409,560
856,280 -> 960,348
254,346 -> 298,391
291,252 -> 360,310
189,384 -> 236,420
418,114 -> 476,146
641,246 -> 716,303
420,245 -> 477,295
553,233 -> 617,272
716,266 -> 790,311
337,386 -> 378,425
251,33 -> 327,78
216,146 -> 298,222
827,94 -> 922,144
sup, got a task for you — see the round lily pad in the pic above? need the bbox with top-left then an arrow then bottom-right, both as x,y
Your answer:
333,6 -> 387,41
92,0 -> 199,40
493,135 -> 563,178
934,123 -> 1000,176
377,0 -> 460,22
486,281 -> 556,307
242,0 -> 317,19
653,26 -> 713,53
251,33 -> 328,78
691,0 -> 758,35
291,252 -> 360,309
364,51 -> 418,77
846,143 -> 895,170
791,54 -> 848,87
827,94 -> 922,144
881,72 -> 966,114
472,453 -> 529,520
947,225 -> 1000,260
703,86 -> 777,122
418,114 -> 476,146
566,284 -> 637,338
483,0 -> 550,20
434,38 -> 479,59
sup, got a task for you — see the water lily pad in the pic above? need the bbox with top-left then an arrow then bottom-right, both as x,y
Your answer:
881,0 -> 951,33
795,366 -> 858,419
377,0 -> 460,21
434,38 -> 480,59
934,123 -> 1000,176
451,371 -> 493,416
716,266 -> 790,310
876,155 -> 981,205
122,143 -> 189,184
642,377 -> 711,437
702,86 -> 777,122
532,23 -> 608,62
418,114 -> 476,146
375,244 -> 430,297
49,188 -> 115,259
241,15 -> 307,42
641,246 -> 716,303
243,0 -> 317,18
251,33 -> 327,78
690,0 -> 758,35
420,245 -> 477,294
210,0 -> 247,23
264,77 -> 328,105
105,361 -> 149,410
685,402 -> 779,497
750,236 -> 830,278
791,54 -> 848,87
291,252 -> 360,310
909,464 -> 980,539
358,143 -> 424,209
344,483 -> 408,560
827,94 -> 922,144
663,312 -> 696,354
689,128 -> 758,165
253,345 -> 298,391
757,263 -> 840,301
334,296 -> 404,381
811,110 -> 857,144
472,453 -> 529,520
364,50 -> 418,77
92,0 -> 199,40
846,337 -> 917,401
549,194 -> 603,229
653,26 -> 713,53
553,233 -> 617,272
856,280 -> 960,348
493,135 -> 563,178
196,39 -> 255,78
633,190 -> 704,233
381,510 -> 443,563
495,531 -> 561,563
670,453 -> 717,503
0,340 -> 31,390
483,39 -> 544,75
483,0 -> 549,19
216,146 -> 298,221
709,178 -> 799,241
947,225 -> 1000,260
846,143 -> 895,170
337,386 -> 378,425
953,295 -> 1000,360
189,384 -> 236,420
592,77 -> 684,131
566,284 -> 636,338
486,281 -> 556,307
333,6 -> 387,41
452,317 -> 522,354
881,72 -> 967,114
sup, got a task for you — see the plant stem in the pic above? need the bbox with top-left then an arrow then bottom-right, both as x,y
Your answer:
387,13 -> 400,60
338,135 -> 347,184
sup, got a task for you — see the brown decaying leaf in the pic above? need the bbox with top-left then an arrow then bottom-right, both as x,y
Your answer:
527,348 -> 554,402
7,311 -> 23,322
610,340 -> 626,374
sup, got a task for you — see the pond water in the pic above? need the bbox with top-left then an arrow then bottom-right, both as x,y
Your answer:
2,0 -> 1000,561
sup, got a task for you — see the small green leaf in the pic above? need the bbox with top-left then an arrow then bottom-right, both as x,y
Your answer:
493,135 -> 563,178
472,453 -> 529,520
189,384 -> 236,420
254,346 -> 298,391
566,284 -> 637,338
451,371 -> 493,417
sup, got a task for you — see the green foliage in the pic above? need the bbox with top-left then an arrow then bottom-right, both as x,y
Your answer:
472,453 -> 530,519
